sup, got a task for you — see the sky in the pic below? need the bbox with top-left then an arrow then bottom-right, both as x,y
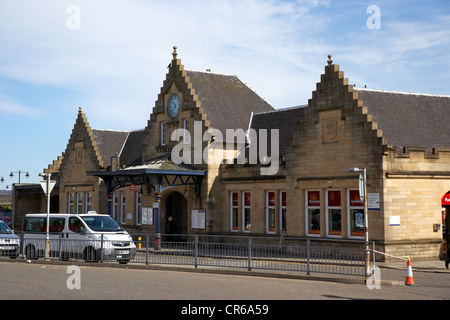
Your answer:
0,0 -> 449,186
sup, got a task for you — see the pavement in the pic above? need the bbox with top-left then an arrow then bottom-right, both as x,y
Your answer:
378,258 -> 449,273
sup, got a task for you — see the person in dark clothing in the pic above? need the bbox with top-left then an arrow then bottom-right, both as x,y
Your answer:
166,216 -> 177,242
446,241 -> 450,269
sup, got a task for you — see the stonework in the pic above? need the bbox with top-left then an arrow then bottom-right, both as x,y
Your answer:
13,50 -> 450,261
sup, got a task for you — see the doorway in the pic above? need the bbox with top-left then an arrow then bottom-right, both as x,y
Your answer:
165,191 -> 187,240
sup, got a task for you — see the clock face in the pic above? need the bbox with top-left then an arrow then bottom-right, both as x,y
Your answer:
167,94 -> 180,118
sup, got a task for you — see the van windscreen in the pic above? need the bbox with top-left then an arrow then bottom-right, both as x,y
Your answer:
81,216 -> 122,232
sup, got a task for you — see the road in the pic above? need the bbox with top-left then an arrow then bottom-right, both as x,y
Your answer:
1,260 -> 449,302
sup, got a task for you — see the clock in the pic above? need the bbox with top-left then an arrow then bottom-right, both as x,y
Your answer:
167,94 -> 180,118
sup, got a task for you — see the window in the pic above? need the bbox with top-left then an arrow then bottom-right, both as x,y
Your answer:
161,122 -> 166,146
348,190 -> 365,238
24,217 -> 65,233
326,190 -> 341,237
68,217 -> 83,233
120,192 -> 126,224
68,193 -> 74,214
183,119 -> 190,144
306,191 -> 320,236
230,192 -> 239,232
136,192 -> 142,225
76,192 -> 83,214
85,192 -> 92,213
280,191 -> 287,232
243,192 -> 251,232
266,191 -> 276,234
113,192 -> 119,220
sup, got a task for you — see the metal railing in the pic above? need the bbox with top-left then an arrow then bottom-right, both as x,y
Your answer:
132,234 -> 369,277
2,233 -> 370,277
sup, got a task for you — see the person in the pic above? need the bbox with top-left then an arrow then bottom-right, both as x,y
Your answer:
166,216 -> 177,242
446,241 -> 450,269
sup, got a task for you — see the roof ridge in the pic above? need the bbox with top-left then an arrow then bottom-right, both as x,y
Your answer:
254,105 -> 307,115
91,128 -> 131,133
186,69 -> 238,78
355,87 -> 450,98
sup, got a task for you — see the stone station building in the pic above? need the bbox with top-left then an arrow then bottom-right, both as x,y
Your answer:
12,48 -> 450,260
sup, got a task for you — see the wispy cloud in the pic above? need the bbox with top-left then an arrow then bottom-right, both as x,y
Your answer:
0,99 -> 40,117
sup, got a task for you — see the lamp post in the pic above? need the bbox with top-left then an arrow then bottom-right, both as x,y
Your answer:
39,173 -> 51,260
348,167 -> 370,278
10,170 -> 30,184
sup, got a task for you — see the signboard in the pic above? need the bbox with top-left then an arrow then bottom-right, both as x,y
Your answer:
191,209 -> 206,229
389,216 -> 400,226
307,191 -> 320,207
368,193 -> 380,210
40,180 -> 56,196
442,193 -> 450,205
359,174 -> 365,200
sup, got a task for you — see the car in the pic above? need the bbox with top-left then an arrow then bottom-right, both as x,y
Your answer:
22,213 -> 136,264
0,220 -> 20,259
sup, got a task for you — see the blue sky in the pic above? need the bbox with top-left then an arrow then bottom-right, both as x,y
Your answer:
0,0 -> 449,185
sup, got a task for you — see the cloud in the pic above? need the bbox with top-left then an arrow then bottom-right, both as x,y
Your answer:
0,101 -> 38,116
0,95 -> 40,117
0,0 -> 448,130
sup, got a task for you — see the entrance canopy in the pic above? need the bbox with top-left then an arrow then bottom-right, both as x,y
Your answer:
87,154 -> 205,195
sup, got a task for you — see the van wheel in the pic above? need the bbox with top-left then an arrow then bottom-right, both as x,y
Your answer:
83,246 -> 98,262
25,245 -> 37,260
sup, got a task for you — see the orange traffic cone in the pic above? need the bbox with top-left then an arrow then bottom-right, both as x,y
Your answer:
405,258 -> 415,286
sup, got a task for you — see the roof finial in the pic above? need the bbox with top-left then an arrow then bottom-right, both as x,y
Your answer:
172,46 -> 178,59
327,54 -> 333,66
78,106 -> 82,114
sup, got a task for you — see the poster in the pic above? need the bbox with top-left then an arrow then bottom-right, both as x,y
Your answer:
192,209 -> 206,229
142,207 -> 154,225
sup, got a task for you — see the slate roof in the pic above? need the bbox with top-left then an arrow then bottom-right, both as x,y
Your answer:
355,88 -> 450,152
91,129 -> 144,168
186,71 -> 275,135
249,106 -> 306,156
118,129 -> 145,167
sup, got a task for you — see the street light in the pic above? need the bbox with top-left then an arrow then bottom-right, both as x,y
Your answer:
10,170 -> 30,183
348,167 -> 370,278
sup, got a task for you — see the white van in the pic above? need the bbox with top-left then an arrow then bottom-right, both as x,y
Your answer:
22,213 -> 136,264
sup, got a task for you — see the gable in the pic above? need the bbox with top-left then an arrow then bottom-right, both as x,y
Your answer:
142,46 -> 275,161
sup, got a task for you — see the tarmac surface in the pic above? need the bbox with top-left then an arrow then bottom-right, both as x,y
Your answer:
3,256 -> 448,286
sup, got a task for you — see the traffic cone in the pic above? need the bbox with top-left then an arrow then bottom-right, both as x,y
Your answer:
405,258 -> 415,286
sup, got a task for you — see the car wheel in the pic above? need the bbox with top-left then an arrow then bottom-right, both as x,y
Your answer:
83,246 -> 98,262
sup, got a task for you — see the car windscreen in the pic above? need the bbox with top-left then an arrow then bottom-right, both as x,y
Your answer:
81,216 -> 123,232
0,222 -> 12,234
